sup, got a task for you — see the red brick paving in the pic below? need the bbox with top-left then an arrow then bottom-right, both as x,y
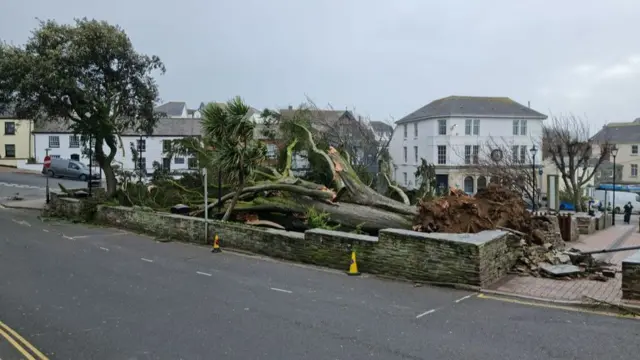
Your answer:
491,224 -> 638,304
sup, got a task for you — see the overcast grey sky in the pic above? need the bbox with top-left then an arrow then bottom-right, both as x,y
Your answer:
1,0 -> 639,130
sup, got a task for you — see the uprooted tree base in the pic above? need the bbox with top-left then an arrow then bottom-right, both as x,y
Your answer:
413,184 -> 551,244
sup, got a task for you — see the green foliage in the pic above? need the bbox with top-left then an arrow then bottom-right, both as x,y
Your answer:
414,158 -> 438,200
306,207 -> 339,230
0,18 -> 164,195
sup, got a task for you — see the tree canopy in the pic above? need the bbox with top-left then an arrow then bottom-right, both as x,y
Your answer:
0,18 -> 165,195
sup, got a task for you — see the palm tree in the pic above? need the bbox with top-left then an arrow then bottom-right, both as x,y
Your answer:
169,97 -> 266,221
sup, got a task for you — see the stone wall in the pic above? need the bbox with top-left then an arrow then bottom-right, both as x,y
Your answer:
575,215 -> 596,235
622,251 -> 640,300
46,194 -> 518,287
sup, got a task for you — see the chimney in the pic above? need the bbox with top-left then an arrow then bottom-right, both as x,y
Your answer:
288,105 -> 293,110
528,101 -> 530,108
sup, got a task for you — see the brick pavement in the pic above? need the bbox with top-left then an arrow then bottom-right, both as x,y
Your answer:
490,224 -> 638,304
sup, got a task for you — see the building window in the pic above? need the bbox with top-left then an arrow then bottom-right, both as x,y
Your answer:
4,144 -> 15,158
520,120 -> 527,135
50,155 -> 61,159
512,145 -> 519,163
403,124 -> 408,138
465,119 -> 472,135
403,172 -> 408,185
633,145 -> 638,155
266,143 -> 278,159
414,122 -> 418,137
4,122 -> 15,135
473,119 -> 480,135
472,145 -> 479,164
188,157 -> 198,169
513,120 -> 520,135
70,153 -> 80,161
465,145 -> 472,164
632,164 -> 638,178
69,135 -> 80,148
477,176 -> 487,190
438,119 -> 447,135
414,146 -> 418,163
135,157 -> 146,170
437,145 -> 447,164
162,158 -> 171,171
49,136 -> 60,148
174,157 -> 185,164
464,176 -> 474,194
520,146 -> 527,164
163,140 -> 172,153
137,139 -> 146,152
403,146 -> 407,163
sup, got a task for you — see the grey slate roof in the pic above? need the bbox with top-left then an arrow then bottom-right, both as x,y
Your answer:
33,118 -> 202,136
591,121 -> 640,143
396,96 -> 547,124
154,102 -> 187,117
370,120 -> 393,133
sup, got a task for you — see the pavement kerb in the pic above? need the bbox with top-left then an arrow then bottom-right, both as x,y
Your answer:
477,288 -> 640,316
597,225 -> 637,263
0,202 -> 46,210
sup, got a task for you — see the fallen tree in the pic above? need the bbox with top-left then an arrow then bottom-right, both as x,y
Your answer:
191,124 -> 416,234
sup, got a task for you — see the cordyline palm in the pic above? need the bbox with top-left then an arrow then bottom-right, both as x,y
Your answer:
170,97 -> 266,221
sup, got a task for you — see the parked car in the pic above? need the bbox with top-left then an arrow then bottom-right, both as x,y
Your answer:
42,158 -> 101,181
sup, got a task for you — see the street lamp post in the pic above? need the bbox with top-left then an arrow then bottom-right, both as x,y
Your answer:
538,168 -> 543,206
138,133 -> 144,183
530,145 -> 538,211
612,145 -> 619,225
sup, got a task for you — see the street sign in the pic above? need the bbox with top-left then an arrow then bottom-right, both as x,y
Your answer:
43,155 -> 52,168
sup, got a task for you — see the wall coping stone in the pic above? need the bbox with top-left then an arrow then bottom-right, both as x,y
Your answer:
305,228 -> 378,243
623,250 -> 640,264
381,228 -> 507,245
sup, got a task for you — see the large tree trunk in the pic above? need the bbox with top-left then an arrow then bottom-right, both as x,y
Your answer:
102,163 -> 117,196
222,161 -> 245,221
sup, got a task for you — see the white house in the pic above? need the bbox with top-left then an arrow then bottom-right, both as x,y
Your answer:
31,118 -> 202,175
154,102 -> 201,118
389,96 -> 547,193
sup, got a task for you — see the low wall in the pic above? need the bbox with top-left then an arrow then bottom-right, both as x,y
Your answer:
575,215 -> 596,235
46,194 -> 519,287
622,251 -> 640,300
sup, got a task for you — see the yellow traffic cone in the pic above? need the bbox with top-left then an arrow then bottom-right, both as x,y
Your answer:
347,250 -> 360,276
211,234 -> 222,253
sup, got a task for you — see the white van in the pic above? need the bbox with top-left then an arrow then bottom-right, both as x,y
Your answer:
593,190 -> 640,214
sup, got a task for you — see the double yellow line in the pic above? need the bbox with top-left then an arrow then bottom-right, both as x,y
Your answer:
0,320 -> 48,360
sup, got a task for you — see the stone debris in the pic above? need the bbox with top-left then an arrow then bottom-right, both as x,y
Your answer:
539,263 -> 582,277
512,241 -> 616,281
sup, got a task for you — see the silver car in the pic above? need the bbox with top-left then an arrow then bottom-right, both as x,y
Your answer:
42,158 -> 100,181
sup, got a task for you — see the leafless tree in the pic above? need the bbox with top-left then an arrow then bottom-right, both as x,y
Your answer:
543,115 -> 609,211
456,137 -> 541,205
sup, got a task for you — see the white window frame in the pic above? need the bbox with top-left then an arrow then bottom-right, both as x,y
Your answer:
403,146 -> 407,163
632,145 -> 638,155
48,135 -> 60,148
437,145 -> 447,164
632,164 -> 638,177
438,119 -> 447,135
512,120 -> 520,135
69,135 -> 80,148
414,146 -> 418,163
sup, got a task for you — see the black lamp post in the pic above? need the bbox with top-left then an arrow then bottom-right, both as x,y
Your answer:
612,145 -> 619,225
530,145 -> 538,211
138,133 -> 144,183
538,168 -> 543,206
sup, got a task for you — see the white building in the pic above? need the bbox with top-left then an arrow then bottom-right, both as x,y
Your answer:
389,96 -> 547,193
31,118 -> 202,175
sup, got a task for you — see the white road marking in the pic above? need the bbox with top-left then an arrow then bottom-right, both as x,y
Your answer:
62,235 -> 74,240
11,219 -> 31,227
196,271 -> 212,277
455,294 -> 475,303
99,247 -> 110,252
72,235 -> 90,239
270,287 -> 293,294
416,309 -> 437,319
42,229 -> 49,232
141,258 -> 154,263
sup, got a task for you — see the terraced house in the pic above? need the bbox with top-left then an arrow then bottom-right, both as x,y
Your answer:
0,108 -> 34,167
389,96 -> 547,193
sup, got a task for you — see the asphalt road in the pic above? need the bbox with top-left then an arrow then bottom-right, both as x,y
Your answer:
0,172 -> 89,201
0,209 -> 639,360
